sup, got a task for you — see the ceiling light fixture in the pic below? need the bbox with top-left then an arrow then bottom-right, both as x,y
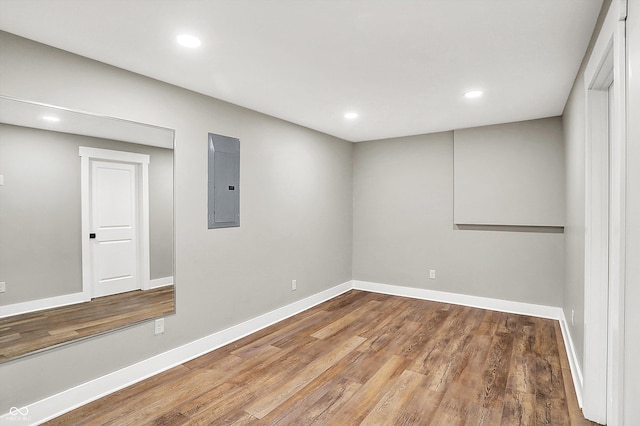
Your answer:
344,112 -> 359,119
464,90 -> 484,99
177,34 -> 201,48
42,115 -> 60,122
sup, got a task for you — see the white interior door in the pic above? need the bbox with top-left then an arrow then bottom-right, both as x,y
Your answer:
90,160 -> 140,298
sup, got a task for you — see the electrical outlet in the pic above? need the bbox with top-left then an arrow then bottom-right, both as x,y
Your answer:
291,279 -> 297,291
571,309 -> 575,326
429,270 -> 436,280
154,318 -> 165,335
0,282 -> 5,293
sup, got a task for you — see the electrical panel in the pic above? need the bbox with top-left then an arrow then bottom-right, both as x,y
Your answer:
208,133 -> 240,229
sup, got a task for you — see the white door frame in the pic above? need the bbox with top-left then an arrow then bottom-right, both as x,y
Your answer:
79,146 -> 151,299
583,1 -> 627,424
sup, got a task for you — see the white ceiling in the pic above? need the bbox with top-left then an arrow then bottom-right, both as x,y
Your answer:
0,96 -> 174,148
0,0 -> 603,142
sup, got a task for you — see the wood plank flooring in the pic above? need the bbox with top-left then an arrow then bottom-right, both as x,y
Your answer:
0,286 -> 174,362
45,290 -> 595,425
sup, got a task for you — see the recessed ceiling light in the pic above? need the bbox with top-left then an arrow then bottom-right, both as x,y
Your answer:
177,34 -> 201,48
42,115 -> 60,122
464,90 -> 484,99
344,112 -> 359,119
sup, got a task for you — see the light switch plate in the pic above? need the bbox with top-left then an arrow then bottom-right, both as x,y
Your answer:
0,175 -> 4,186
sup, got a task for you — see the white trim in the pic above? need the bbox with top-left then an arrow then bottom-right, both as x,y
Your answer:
559,310 -> 585,408
78,147 -> 150,165
583,86 -> 610,423
139,162 -> 151,291
79,153 -> 92,302
606,17 -> 627,426
3,281 -> 352,425
149,276 -> 174,289
0,291 -> 88,319
583,1 -> 627,423
352,280 -> 563,319
79,147 -> 151,298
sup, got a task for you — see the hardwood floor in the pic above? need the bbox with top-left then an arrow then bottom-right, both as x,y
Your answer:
46,290 -> 595,425
0,286 -> 174,362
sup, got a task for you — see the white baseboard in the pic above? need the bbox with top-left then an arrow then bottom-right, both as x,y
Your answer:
559,310 -> 584,408
3,279 -> 585,425
0,292 -> 88,319
149,276 -> 174,289
352,280 -> 564,320
1,277 -> 173,319
4,281 -> 352,425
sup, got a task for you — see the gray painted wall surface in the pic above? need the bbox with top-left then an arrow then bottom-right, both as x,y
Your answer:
352,131 -> 564,306
561,72 -> 587,375
0,124 -> 174,305
0,31 -> 353,410
454,117 -> 565,227
0,125 -> 82,303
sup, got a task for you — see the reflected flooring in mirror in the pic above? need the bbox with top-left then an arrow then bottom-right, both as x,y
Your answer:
0,287 -> 174,362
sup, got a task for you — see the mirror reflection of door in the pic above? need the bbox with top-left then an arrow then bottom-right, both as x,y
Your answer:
80,146 -> 151,300
0,96 -> 175,363
90,160 -> 140,298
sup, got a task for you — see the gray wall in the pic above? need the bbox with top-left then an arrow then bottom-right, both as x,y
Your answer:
0,124 -> 174,305
561,0 -> 611,377
0,31 -> 353,410
453,117 -> 565,227
562,68 -> 588,375
0,125 -> 82,303
352,130 -> 564,306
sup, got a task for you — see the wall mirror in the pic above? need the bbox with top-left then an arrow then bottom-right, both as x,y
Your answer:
0,96 -> 175,363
